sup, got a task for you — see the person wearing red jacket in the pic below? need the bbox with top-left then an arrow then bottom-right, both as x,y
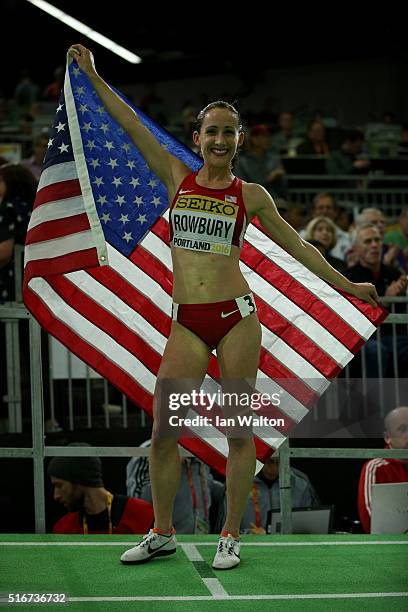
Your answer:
358,406 -> 408,533
48,445 -> 154,535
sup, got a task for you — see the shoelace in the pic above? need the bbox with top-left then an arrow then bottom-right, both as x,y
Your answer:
218,537 -> 237,556
139,530 -> 156,549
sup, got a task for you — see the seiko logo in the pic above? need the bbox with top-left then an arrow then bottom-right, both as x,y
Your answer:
176,196 -> 238,216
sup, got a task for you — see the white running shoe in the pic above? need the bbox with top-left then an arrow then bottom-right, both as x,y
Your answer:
211,533 -> 240,570
120,528 -> 177,565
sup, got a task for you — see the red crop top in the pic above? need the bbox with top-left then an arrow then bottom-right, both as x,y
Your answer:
169,171 -> 248,256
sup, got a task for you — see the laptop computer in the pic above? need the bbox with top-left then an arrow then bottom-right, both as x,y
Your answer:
266,506 -> 334,534
370,482 -> 408,534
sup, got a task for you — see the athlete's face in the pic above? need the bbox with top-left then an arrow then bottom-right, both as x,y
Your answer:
194,109 -> 243,167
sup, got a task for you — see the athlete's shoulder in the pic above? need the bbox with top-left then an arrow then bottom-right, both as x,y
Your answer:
241,181 -> 274,216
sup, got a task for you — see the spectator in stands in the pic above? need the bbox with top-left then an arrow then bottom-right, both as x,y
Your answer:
304,217 -> 347,274
397,125 -> 408,156
381,111 -> 397,125
43,66 -> 64,102
13,70 -> 39,116
234,124 -> 287,197
0,163 -> 37,302
353,208 -> 407,271
255,96 -> 278,130
302,192 -> 351,260
272,112 -> 294,155
241,456 -> 320,534
296,120 -> 330,156
326,130 -> 371,175
276,199 -> 306,232
48,444 -> 154,534
178,105 -> 199,151
358,406 -> 408,533
347,223 -> 408,377
384,206 -> 408,256
336,206 -> 354,233
22,133 -> 49,180
126,440 -> 225,534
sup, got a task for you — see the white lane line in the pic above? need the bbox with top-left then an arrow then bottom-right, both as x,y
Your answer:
202,579 -> 229,599
1,540 -> 407,547
180,543 -> 229,599
180,543 -> 203,562
1,592 -> 400,602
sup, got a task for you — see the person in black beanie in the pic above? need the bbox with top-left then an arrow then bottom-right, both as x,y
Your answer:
48,444 -> 154,535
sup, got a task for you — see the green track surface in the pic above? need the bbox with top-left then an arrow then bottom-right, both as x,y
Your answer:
0,534 -> 407,611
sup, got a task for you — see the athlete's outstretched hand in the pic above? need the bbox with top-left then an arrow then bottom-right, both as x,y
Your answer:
349,282 -> 380,307
68,44 -> 97,78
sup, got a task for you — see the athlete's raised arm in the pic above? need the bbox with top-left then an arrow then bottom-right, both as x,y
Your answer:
68,44 -> 189,193
246,183 -> 380,307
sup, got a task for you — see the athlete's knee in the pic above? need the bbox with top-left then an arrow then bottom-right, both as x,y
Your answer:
227,437 -> 255,452
150,434 -> 179,456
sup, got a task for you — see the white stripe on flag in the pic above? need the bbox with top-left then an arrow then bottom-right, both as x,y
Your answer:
65,63 -> 108,265
240,261 -> 353,367
28,277 -> 156,393
107,245 -> 172,316
261,326 -> 328,392
246,224 -> 376,339
255,377 -> 308,422
140,231 -> 173,270
38,161 -> 78,191
66,270 -> 167,354
25,231 -> 96,264
29,196 -> 86,230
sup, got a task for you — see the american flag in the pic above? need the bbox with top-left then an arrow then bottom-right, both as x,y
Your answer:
23,58 -> 387,474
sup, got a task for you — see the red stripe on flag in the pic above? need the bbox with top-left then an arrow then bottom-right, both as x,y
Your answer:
89,266 -> 172,338
336,287 -> 388,326
129,246 -> 173,294
45,274 -> 162,375
34,179 -> 82,208
242,241 -> 361,352
258,346 -> 318,408
151,216 -> 170,244
23,286 -> 154,412
23,249 -> 100,287
24,286 -> 235,475
26,213 -> 90,245
252,219 -> 387,326
255,297 -> 341,378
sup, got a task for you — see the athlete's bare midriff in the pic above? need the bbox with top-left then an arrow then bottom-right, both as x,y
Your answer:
171,245 -> 251,304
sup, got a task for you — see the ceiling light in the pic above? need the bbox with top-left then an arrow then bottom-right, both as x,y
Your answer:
25,0 -> 142,64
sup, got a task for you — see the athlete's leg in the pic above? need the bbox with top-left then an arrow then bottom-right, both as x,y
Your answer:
216,313 -> 261,537
150,321 -> 211,532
